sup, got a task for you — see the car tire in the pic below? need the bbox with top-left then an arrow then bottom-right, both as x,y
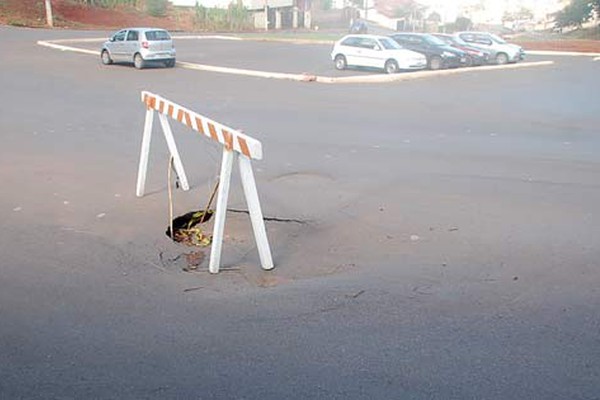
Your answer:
496,52 -> 509,65
134,53 -> 145,70
429,56 -> 443,70
384,59 -> 399,74
464,56 -> 474,67
101,50 -> 112,65
334,55 -> 347,70
165,59 -> 175,68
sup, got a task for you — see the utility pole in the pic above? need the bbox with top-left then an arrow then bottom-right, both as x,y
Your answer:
44,0 -> 54,27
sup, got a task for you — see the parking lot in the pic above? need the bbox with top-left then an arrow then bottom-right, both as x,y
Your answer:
1,26 -> 600,399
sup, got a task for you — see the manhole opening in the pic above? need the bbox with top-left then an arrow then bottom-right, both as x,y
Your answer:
166,209 -> 214,247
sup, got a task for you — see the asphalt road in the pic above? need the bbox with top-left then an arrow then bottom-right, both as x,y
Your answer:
1,26 -> 600,399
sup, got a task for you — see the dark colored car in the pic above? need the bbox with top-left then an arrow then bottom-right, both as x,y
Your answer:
389,33 -> 467,70
431,33 -> 491,66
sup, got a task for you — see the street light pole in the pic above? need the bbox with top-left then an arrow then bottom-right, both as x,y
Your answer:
44,0 -> 54,27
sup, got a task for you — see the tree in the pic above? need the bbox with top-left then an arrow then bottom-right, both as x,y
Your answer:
554,0 -> 593,29
455,16 -> 472,31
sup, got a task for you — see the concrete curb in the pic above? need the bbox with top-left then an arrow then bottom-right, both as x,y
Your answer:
316,61 -> 555,84
37,40 -> 99,56
526,50 -> 600,57
36,37 -> 555,84
177,61 -> 317,82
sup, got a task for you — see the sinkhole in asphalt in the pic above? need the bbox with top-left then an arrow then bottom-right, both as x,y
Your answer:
165,209 -> 214,247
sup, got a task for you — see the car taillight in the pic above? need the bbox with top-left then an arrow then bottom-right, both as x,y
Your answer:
142,41 -> 149,49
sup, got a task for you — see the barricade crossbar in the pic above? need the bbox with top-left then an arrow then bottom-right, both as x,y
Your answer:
141,91 -> 263,160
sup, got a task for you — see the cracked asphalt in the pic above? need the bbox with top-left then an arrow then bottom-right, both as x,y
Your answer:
1,26 -> 600,399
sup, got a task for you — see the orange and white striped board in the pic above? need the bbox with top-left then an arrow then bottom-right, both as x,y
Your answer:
136,91 -> 273,274
141,91 -> 263,160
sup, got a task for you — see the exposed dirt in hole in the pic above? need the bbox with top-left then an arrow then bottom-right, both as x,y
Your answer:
166,210 -> 214,247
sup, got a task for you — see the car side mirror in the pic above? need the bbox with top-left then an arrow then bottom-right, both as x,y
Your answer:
109,36 -> 115,42
374,44 -> 381,51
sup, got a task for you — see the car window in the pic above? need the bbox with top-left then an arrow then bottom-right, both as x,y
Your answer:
145,30 -> 171,41
359,38 -> 377,49
341,37 -> 362,47
113,30 -> 126,42
126,30 -> 139,41
379,38 -> 401,50
459,33 -> 474,43
474,34 -> 492,45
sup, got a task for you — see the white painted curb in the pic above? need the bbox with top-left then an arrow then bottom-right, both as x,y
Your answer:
36,37 -> 555,83
37,40 -> 99,56
526,50 -> 600,57
317,61 -> 555,84
177,61 -> 317,82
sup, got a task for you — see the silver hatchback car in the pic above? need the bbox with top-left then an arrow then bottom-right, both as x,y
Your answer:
101,27 -> 176,69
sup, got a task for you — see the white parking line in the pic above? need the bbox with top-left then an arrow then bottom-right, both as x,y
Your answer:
594,56 -> 600,61
37,37 -> 555,83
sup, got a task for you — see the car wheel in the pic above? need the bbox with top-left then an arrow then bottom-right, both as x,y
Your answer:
334,55 -> 347,70
134,53 -> 145,69
429,56 -> 443,70
165,59 -> 175,68
464,56 -> 474,67
496,52 -> 509,65
384,59 -> 399,74
101,50 -> 112,65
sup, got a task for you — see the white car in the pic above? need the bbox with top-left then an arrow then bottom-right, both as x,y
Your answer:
331,34 -> 427,74
455,32 -> 524,65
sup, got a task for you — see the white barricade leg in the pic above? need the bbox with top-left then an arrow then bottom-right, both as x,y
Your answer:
209,149 -> 235,274
239,155 -> 274,271
158,113 -> 190,191
136,108 -> 154,197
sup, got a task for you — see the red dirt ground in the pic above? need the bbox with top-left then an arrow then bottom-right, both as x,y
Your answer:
0,0 -> 189,30
515,40 -> 600,53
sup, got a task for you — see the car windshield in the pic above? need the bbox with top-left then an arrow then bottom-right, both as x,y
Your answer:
489,34 -> 507,44
145,30 -> 171,41
424,35 -> 446,46
379,38 -> 402,50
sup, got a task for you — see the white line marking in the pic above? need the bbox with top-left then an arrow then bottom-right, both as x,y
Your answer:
594,56 -> 600,61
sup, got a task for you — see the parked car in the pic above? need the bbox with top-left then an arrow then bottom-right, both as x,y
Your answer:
431,33 -> 491,66
331,34 -> 427,74
101,27 -> 176,69
455,31 -> 524,65
389,33 -> 468,70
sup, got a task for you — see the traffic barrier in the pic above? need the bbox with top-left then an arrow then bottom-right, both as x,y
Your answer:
136,91 -> 273,273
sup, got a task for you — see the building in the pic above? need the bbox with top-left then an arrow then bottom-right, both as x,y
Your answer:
168,0 -> 312,29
